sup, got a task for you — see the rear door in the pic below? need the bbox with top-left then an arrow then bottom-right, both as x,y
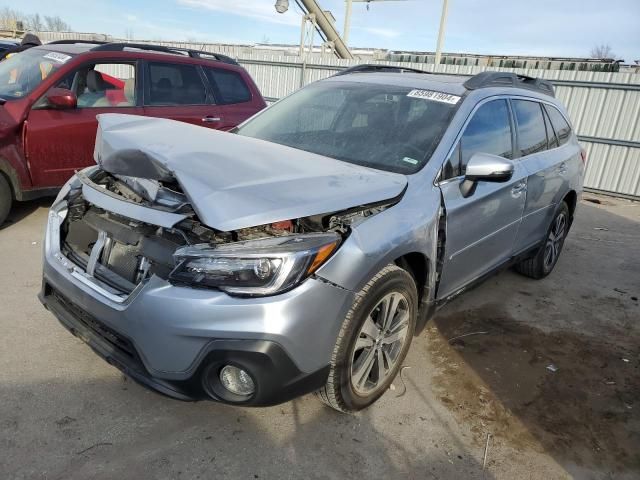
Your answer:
512,100 -> 573,252
202,65 -> 262,129
25,60 -> 142,187
142,61 -> 226,129
437,98 -> 528,299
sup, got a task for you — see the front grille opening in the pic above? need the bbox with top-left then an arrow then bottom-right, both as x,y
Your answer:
61,207 -> 186,294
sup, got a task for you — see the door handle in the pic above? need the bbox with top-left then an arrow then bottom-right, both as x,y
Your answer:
511,182 -> 527,198
202,116 -> 221,123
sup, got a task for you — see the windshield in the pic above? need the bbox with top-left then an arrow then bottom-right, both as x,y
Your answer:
236,81 -> 459,174
0,48 -> 73,100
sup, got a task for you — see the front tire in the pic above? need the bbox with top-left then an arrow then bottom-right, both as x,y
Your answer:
515,201 -> 570,279
316,264 -> 418,413
0,174 -> 12,226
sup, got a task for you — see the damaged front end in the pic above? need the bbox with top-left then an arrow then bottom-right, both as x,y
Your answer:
53,167 -> 397,299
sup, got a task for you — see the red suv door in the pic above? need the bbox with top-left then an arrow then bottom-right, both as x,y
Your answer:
202,65 -> 265,130
25,60 -> 143,187
142,61 -> 228,129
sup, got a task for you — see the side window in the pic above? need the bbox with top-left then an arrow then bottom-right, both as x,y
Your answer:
441,143 -> 461,179
204,67 -> 251,105
512,100 -> 547,156
545,105 -> 572,146
441,100 -> 512,180
53,63 -> 136,109
459,99 -> 513,174
147,62 -> 207,106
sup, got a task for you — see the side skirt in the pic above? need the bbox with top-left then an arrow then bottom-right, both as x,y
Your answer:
434,241 -> 544,310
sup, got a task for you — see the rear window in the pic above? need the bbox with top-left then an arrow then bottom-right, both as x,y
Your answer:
204,67 -> 251,104
236,81 -> 459,174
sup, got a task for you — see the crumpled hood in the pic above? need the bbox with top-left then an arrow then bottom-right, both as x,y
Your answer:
94,114 -> 407,231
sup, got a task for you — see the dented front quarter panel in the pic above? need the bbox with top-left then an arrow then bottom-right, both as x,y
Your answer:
315,175 -> 442,303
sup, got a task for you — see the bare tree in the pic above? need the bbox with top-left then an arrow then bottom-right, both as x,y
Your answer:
44,15 -> 71,32
0,9 -> 71,32
27,13 -> 44,31
591,44 -> 615,59
0,7 -> 20,30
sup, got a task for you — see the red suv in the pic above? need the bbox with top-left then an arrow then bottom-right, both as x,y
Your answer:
0,40 -> 266,224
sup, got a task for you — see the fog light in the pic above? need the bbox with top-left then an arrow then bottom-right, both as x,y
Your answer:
219,365 -> 255,396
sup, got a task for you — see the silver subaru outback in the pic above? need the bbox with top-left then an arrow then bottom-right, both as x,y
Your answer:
40,67 -> 584,412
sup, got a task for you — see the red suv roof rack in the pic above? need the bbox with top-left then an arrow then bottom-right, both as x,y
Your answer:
46,40 -> 238,66
91,42 -> 239,65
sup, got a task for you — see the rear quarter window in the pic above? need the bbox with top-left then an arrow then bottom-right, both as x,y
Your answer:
544,104 -> 572,146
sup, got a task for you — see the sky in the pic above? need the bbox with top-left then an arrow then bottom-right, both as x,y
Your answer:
5,0 -> 640,61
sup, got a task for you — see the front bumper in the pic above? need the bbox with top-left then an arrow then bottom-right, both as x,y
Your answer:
40,284 -> 330,404
41,201 -> 355,405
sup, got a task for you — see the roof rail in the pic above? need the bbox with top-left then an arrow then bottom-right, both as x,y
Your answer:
464,71 -> 555,97
335,64 -> 430,76
47,39 -> 109,46
89,42 -> 239,65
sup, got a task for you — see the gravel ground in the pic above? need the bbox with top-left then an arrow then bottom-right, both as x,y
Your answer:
0,193 -> 638,480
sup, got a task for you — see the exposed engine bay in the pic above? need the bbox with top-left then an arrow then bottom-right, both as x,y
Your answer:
61,169 -> 394,294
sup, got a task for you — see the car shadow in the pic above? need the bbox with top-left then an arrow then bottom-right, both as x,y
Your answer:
426,203 -> 640,478
0,197 -> 53,231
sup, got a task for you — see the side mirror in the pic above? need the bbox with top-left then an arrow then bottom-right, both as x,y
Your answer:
46,88 -> 77,110
460,153 -> 514,198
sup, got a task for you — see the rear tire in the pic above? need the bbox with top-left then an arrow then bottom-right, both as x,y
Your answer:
515,201 -> 570,279
316,264 -> 417,413
0,174 -> 12,226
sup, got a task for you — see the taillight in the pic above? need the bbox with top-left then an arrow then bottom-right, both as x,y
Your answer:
580,149 -> 587,165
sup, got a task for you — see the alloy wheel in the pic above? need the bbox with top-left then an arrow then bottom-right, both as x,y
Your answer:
350,291 -> 411,396
544,212 -> 567,270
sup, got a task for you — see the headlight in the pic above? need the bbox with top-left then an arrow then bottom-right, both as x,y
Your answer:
170,233 -> 340,296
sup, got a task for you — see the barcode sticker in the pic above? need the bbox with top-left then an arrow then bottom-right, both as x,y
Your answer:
43,52 -> 72,64
407,89 -> 461,104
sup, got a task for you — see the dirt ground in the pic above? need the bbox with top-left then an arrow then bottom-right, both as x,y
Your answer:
0,193 -> 638,480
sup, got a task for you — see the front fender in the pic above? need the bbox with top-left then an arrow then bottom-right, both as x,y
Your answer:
315,178 -> 441,298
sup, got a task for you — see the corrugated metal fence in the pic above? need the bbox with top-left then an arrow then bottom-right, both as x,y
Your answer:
35,32 -> 640,198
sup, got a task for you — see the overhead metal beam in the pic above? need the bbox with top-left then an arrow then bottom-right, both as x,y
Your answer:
298,0 -> 354,59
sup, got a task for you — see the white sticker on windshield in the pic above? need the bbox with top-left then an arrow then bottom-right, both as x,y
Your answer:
402,157 -> 419,165
407,89 -> 461,104
42,52 -> 72,64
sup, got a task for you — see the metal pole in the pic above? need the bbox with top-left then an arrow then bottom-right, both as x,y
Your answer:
434,0 -> 449,66
299,13 -> 306,58
344,0 -> 353,46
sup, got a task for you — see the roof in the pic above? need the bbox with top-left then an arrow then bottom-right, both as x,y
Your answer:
325,72 -> 470,96
38,43 -> 96,55
325,68 -> 555,98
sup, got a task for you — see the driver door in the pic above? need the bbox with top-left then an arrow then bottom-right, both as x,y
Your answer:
437,98 -> 527,299
25,61 -> 143,188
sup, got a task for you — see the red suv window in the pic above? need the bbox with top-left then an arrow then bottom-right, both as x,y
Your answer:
146,62 -> 207,106
203,67 -> 251,105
